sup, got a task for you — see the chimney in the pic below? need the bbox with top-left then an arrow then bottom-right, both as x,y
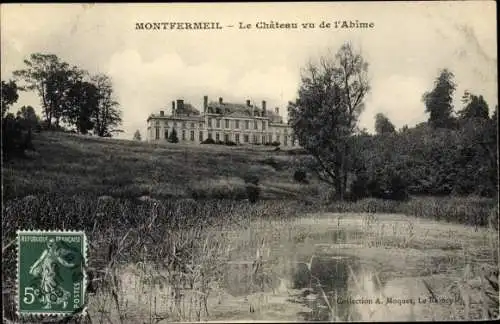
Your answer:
219,97 -> 223,104
177,99 -> 184,112
262,100 -> 266,116
246,99 -> 251,107
203,95 -> 208,112
171,101 -> 175,115
160,110 -> 164,117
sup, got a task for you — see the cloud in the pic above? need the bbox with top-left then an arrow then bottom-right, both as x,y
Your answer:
1,2 -> 497,140
361,75 -> 428,132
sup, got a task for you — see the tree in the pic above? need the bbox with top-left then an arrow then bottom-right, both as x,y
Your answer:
63,80 -> 99,134
168,128 -> 179,143
133,130 -> 142,141
374,113 -> 396,135
1,80 -> 19,117
16,106 -> 40,130
288,42 -> 370,200
422,69 -> 457,129
492,105 -> 498,132
90,74 -> 122,137
457,91 -> 490,120
13,53 -> 74,129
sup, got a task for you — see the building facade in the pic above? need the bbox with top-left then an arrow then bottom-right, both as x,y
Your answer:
146,96 -> 299,147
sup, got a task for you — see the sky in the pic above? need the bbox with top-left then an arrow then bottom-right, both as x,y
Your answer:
1,2 -> 497,140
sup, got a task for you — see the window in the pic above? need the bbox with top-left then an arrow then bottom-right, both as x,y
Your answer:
216,119 -> 221,128
253,135 -> 258,143
235,134 -> 240,143
173,121 -> 177,127
284,128 -> 288,134
182,122 -> 187,129
199,122 -> 203,128
276,134 -> 280,142
208,132 -> 213,140
191,123 -> 195,129
224,134 -> 229,142
164,130 -> 168,140
215,133 -> 220,141
225,119 -> 229,129
244,135 -> 249,143
199,131 -> 203,142
182,130 -> 186,140
164,121 -> 169,127
235,120 -> 239,129
262,121 -> 266,130
254,121 -> 258,130
155,128 -> 160,140
208,118 -> 212,127
155,121 -> 160,126
284,135 -> 288,146
262,136 -> 266,144
245,120 -> 249,129
190,130 -> 195,141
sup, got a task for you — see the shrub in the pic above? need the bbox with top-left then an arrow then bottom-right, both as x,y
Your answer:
243,173 -> 259,186
287,148 -> 308,155
225,140 -> 237,146
201,138 -> 215,144
349,171 -> 409,201
349,173 -> 370,201
168,129 -> 179,143
293,169 -> 308,183
2,115 -> 34,160
387,173 -> 409,201
245,184 -> 260,203
271,141 -> 280,147
242,172 -> 260,203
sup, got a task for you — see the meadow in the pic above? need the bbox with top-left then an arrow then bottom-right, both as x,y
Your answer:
2,131 -> 498,322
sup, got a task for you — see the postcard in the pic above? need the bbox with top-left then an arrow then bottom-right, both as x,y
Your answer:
1,2 -> 498,322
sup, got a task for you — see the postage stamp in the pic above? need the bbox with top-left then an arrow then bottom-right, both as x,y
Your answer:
16,230 -> 87,317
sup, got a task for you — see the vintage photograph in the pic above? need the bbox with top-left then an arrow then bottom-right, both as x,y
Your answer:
1,2 -> 498,323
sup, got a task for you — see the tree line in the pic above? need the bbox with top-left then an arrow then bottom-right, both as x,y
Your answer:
2,53 -> 123,159
289,43 -> 498,200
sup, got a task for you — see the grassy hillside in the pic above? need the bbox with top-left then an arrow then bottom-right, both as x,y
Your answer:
2,131 -> 319,201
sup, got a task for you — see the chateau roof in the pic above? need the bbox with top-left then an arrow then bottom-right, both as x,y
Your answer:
176,103 -> 200,115
207,101 -> 282,122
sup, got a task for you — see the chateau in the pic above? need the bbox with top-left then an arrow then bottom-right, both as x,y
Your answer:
146,96 -> 298,147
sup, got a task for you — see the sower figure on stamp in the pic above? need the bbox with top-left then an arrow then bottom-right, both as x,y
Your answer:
29,238 -> 75,309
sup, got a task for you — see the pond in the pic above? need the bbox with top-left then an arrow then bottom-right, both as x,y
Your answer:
223,247 -> 384,321
288,252 -> 381,321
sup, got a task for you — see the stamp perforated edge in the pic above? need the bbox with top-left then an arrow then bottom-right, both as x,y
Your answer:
16,230 -> 88,320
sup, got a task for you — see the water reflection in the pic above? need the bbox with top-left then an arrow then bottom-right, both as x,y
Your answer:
290,253 -> 376,321
222,251 -> 384,322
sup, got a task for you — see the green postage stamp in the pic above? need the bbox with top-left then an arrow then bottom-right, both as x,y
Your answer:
16,230 -> 87,317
